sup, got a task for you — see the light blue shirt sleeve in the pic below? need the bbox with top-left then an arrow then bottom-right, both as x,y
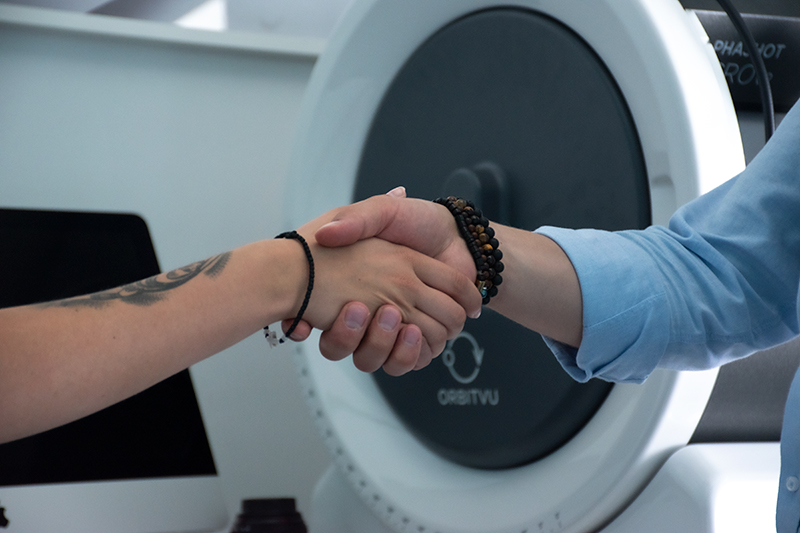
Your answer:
538,102 -> 800,383
536,100 -> 800,532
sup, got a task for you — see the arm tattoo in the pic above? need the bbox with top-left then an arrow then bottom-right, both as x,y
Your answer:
45,252 -> 232,309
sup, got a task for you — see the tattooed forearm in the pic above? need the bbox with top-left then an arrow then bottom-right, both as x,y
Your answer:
43,252 -> 232,309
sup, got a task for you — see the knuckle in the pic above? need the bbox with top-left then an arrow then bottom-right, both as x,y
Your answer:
453,306 -> 468,327
442,306 -> 467,339
319,335 -> 354,361
352,352 -> 383,373
452,269 -> 473,292
425,329 -> 447,357
392,350 -> 418,371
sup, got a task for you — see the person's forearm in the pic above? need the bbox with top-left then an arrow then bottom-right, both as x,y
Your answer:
487,224 -> 583,348
0,205 -> 478,444
0,239 -> 305,443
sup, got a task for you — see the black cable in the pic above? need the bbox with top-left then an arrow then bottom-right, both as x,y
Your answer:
714,0 -> 775,141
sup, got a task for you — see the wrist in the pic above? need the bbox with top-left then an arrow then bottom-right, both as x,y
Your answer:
249,238 -> 309,325
434,196 -> 504,305
273,231 -> 315,343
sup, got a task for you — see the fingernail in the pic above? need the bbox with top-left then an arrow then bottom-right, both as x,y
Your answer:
378,307 -> 401,331
386,186 -> 406,198
345,305 -> 369,330
319,220 -> 340,232
403,327 -> 421,346
469,307 -> 482,319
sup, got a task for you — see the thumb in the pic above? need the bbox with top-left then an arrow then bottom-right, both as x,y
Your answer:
315,194 -> 401,247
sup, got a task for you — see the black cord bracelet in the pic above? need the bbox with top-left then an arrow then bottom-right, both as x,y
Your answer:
264,230 -> 315,347
434,196 -> 503,305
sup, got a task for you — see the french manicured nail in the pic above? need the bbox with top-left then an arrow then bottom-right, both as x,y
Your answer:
319,220 -> 341,232
386,186 -> 406,198
345,305 -> 369,330
378,307 -> 401,331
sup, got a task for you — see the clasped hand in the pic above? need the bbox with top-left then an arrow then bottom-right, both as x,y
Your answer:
285,188 -> 481,376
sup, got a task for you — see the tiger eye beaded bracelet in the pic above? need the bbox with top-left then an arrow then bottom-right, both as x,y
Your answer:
434,196 -> 503,305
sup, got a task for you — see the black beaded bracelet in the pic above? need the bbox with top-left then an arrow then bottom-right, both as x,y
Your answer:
264,230 -> 315,347
434,196 -> 503,305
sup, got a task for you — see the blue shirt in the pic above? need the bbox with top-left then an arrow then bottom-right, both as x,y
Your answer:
537,100 -> 800,532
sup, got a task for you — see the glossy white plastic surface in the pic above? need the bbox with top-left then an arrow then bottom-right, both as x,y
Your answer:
295,343 -> 719,533
604,443 -> 780,532
310,443 -> 781,533
287,1 -> 745,532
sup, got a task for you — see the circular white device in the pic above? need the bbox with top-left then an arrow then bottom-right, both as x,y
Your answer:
286,1 -> 745,532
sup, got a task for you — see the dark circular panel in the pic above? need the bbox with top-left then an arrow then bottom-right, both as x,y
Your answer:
355,8 -> 650,469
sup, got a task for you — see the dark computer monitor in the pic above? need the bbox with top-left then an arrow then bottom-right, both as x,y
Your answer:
0,208 -> 228,533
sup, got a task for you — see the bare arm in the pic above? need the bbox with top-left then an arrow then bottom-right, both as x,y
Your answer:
0,241 -> 296,443
485,223 -> 583,347
0,207 -> 479,444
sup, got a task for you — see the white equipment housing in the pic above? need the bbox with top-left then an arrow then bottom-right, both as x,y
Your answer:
284,1 -> 776,532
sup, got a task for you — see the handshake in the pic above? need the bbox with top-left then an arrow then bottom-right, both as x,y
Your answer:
276,186 -> 486,377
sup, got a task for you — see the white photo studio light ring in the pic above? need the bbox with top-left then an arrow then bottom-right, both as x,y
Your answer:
286,1 -> 745,532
